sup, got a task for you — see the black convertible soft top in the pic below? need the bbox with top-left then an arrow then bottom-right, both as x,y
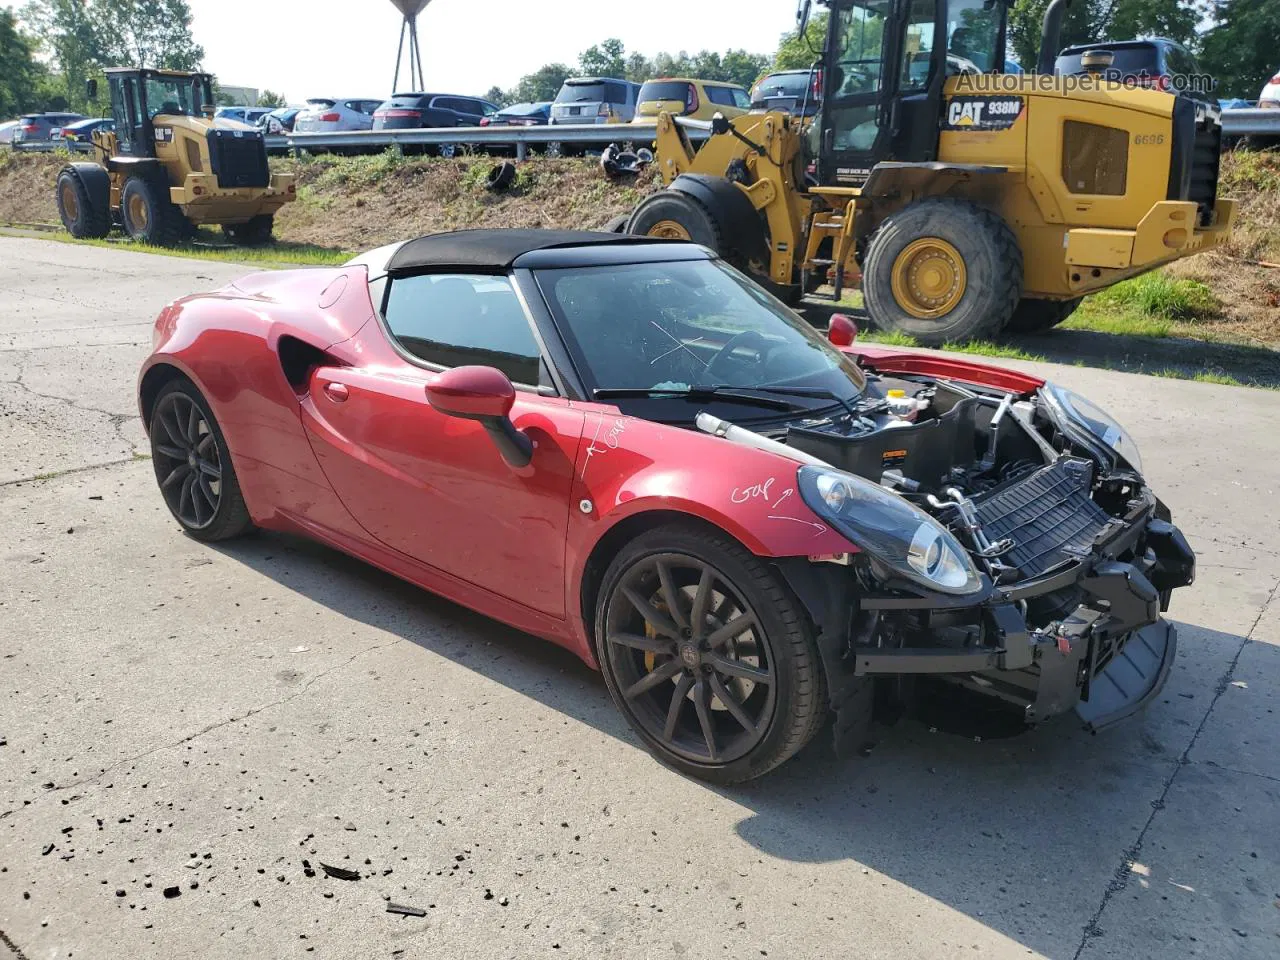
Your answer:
385,229 -> 675,274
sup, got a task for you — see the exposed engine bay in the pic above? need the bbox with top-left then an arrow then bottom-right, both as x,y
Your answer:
695,369 -> 1196,737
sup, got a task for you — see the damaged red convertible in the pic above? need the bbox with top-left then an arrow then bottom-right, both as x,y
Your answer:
138,230 -> 1194,783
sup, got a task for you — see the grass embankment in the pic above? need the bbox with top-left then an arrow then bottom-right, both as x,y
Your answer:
0,148 -> 658,267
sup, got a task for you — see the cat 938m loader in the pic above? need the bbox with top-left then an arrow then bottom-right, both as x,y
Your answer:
55,68 -> 295,247
626,0 -> 1236,345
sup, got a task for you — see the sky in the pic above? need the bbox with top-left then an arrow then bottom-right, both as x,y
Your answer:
186,0 -> 800,102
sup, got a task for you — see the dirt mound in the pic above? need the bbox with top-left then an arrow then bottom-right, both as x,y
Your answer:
276,153 -> 659,251
0,153 -> 63,225
0,150 -> 660,249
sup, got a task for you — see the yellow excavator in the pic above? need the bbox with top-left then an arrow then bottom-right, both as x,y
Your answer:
625,0 -> 1236,345
55,68 -> 295,246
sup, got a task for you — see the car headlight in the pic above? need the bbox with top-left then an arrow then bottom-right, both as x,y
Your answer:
1041,383 -> 1142,473
797,465 -> 982,595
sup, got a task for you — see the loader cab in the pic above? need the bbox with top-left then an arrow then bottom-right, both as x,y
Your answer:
812,0 -> 1008,185
104,68 -> 214,158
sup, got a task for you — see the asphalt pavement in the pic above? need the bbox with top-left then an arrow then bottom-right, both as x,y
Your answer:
0,236 -> 1277,960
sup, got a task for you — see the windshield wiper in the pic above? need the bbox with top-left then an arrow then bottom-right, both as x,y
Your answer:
739,385 -> 859,418
593,385 -> 801,412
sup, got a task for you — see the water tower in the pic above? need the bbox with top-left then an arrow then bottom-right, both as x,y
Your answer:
390,0 -> 432,93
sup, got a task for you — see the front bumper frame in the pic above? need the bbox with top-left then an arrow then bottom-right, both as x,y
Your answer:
778,487 -> 1195,738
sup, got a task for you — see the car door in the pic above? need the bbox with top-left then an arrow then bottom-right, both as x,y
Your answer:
299,272 -> 586,619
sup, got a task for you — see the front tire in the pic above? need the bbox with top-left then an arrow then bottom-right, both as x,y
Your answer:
1004,296 -> 1082,334
594,525 -> 826,784
861,197 -> 1022,346
121,176 -> 185,246
150,379 -> 253,542
222,215 -> 275,246
56,168 -> 110,238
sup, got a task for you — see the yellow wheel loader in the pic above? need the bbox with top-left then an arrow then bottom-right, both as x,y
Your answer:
626,0 -> 1236,345
55,68 -> 295,247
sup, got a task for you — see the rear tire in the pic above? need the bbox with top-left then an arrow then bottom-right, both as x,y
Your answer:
149,379 -> 253,542
1004,296 -> 1082,334
121,176 -> 185,246
56,167 -> 110,239
221,215 -> 275,246
861,197 -> 1022,346
594,524 -> 827,784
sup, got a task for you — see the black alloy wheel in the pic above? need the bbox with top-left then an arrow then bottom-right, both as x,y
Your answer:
149,380 -> 252,542
596,526 -> 826,783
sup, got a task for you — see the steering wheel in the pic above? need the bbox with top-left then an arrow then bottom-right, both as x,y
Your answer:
704,329 -> 773,380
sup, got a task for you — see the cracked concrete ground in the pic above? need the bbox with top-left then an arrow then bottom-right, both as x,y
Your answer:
0,236 -> 1278,959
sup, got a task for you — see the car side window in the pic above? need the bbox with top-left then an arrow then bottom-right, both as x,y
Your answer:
383,273 -> 544,386
732,88 -> 751,109
705,86 -> 732,106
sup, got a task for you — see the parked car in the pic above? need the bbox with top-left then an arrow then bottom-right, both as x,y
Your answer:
549,77 -> 641,125
1055,38 -> 1210,99
138,228 -> 1195,784
61,117 -> 114,144
750,69 -> 822,116
480,102 -> 551,127
372,93 -> 497,130
293,98 -> 382,133
215,106 -> 274,125
1261,70 -> 1280,108
0,120 -> 19,145
633,78 -> 751,122
259,107 -> 302,134
12,112 -> 86,144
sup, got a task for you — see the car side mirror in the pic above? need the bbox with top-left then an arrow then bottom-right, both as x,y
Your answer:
86,78 -> 98,102
425,366 -> 533,468
827,313 -> 858,347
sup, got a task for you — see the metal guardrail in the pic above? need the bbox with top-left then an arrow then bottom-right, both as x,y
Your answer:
265,118 -> 711,158
10,140 -> 93,154
11,119 -> 708,159
13,110 -> 1274,159
1221,108 -> 1280,138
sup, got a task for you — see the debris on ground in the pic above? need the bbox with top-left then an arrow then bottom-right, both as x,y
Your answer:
319,862 -> 360,881
386,902 -> 427,917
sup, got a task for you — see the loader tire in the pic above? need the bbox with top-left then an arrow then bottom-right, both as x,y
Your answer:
627,191 -> 722,250
56,167 -> 110,239
861,198 -> 1022,347
1004,296 -> 1082,334
121,176 -> 185,247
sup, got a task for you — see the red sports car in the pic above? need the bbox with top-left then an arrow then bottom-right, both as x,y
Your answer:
138,230 -> 1194,783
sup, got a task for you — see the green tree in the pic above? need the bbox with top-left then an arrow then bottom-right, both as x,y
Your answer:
624,51 -> 653,83
774,10 -> 827,71
721,49 -> 771,89
0,8 -> 45,115
578,37 -> 626,78
1200,0 -> 1280,98
93,0 -> 203,70
508,62 -> 572,103
256,88 -> 286,108
483,84 -> 509,107
21,0 -> 101,110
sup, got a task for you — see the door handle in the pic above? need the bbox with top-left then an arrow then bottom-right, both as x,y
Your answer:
322,381 -> 349,402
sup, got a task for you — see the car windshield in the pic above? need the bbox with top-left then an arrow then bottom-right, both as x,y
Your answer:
753,73 -> 810,100
1056,46 -> 1159,76
145,77 -> 200,117
638,81 -> 692,103
556,82 -> 607,103
535,258 -> 865,417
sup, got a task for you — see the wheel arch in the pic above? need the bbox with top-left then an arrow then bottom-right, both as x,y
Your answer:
577,509 -> 757,654
138,360 -> 198,433
663,174 -> 770,266
61,162 -> 111,211
855,163 -> 1011,248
